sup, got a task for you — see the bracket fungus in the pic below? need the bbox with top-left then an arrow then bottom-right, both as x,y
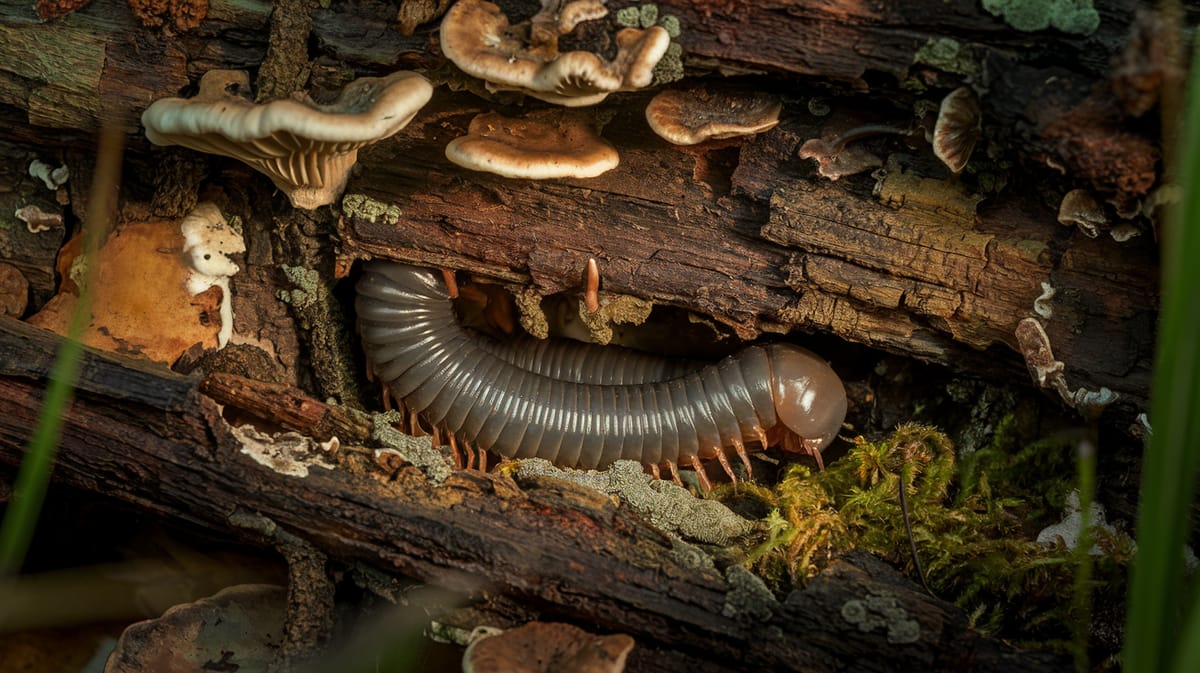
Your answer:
931,87 -> 982,174
142,69 -> 432,209
462,621 -> 634,673
1057,188 -> 1109,238
439,0 -> 670,106
445,110 -> 619,179
645,89 -> 781,145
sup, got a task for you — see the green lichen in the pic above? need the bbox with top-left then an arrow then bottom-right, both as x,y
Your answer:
615,6 -> 641,27
658,14 -> 681,38
341,193 -> 402,226
277,264 -> 361,406
980,0 -> 1100,36
638,3 -> 658,28
912,38 -> 979,76
722,422 -> 1132,649
652,42 -> 685,85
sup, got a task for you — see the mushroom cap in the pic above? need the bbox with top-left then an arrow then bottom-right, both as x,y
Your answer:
1057,188 -> 1108,237
141,69 -> 433,208
645,89 -> 781,145
445,110 -> 619,179
439,0 -> 669,107
798,136 -> 883,181
932,86 -> 981,174
462,622 -> 635,673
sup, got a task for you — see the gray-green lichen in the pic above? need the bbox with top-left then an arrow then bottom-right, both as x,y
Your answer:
653,42 -> 685,85
912,38 -> 979,76
615,5 -> 641,27
722,565 -> 778,623
341,193 -> 402,226
980,0 -> 1100,36
840,591 -> 921,644
514,458 -> 754,545
371,410 -> 453,484
278,264 -> 320,309
277,264 -> 361,406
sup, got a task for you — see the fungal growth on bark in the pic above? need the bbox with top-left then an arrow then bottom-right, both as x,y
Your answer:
462,622 -> 635,673
445,109 -> 620,179
932,86 -> 982,174
141,69 -> 433,208
645,88 -> 782,145
1057,188 -> 1109,238
439,0 -> 670,106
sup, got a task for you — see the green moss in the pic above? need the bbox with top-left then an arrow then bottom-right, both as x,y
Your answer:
912,38 -> 979,76
721,422 -> 1129,649
980,0 -> 1100,36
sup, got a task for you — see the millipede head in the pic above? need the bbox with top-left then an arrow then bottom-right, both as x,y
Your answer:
765,343 -> 847,466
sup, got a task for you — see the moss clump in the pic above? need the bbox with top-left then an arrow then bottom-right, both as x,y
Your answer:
722,422 -> 1132,650
980,0 -> 1100,36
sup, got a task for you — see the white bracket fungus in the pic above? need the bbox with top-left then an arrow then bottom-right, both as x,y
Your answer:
28,159 -> 69,191
1032,281 -> 1055,319
232,425 -> 340,478
1014,317 -> 1117,418
181,202 -> 245,349
1057,189 -> 1108,238
645,88 -> 781,145
13,204 -> 63,234
440,0 -> 669,106
445,110 -> 619,179
1036,489 -> 1123,555
142,69 -> 432,208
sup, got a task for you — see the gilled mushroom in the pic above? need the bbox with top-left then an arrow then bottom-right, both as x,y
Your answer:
932,87 -> 982,174
645,88 -> 781,145
142,69 -> 432,208
440,0 -> 669,106
1057,189 -> 1108,238
445,110 -> 619,179
462,622 -> 635,673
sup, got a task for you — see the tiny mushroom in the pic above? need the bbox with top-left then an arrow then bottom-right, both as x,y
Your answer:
445,110 -> 619,179
645,88 -> 781,145
439,0 -> 669,106
181,202 -> 245,349
142,69 -> 432,209
798,126 -> 893,181
1057,188 -> 1108,238
932,87 -> 982,174
462,622 -> 635,673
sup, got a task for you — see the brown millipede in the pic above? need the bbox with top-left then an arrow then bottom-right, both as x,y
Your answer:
355,261 -> 847,488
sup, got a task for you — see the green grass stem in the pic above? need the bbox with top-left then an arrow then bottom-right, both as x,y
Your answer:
0,127 -> 124,576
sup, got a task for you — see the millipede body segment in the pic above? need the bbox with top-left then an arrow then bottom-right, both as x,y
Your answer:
355,261 -> 847,477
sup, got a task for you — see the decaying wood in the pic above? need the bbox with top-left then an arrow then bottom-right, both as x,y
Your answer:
0,317 -> 1067,672
0,0 -> 1167,405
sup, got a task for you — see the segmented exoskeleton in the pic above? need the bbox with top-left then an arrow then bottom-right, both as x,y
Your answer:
356,261 -> 847,487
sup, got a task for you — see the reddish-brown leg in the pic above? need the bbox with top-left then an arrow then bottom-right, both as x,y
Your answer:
441,268 -> 459,298
649,463 -> 661,480
479,448 -> 488,472
733,439 -> 753,480
803,437 -> 826,471
583,258 -> 600,313
689,455 -> 713,493
666,461 -> 683,487
448,431 -> 463,468
714,449 -> 737,484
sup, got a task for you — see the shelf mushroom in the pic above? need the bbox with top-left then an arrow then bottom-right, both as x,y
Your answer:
440,0 -> 669,106
932,87 -> 982,174
445,110 -> 619,179
142,69 -> 433,208
645,89 -> 782,145
462,622 -> 635,673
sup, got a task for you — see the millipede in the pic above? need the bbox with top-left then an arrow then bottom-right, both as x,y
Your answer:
355,261 -> 847,489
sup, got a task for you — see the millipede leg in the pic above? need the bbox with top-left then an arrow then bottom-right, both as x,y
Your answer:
448,431 -> 463,468
432,425 -> 443,446
583,258 -> 600,313
733,439 -> 753,480
803,437 -> 826,471
649,463 -> 661,480
755,426 -> 769,452
689,455 -> 713,493
441,268 -> 459,298
665,461 -> 683,487
479,448 -> 488,472
463,440 -> 476,470
714,449 -> 737,484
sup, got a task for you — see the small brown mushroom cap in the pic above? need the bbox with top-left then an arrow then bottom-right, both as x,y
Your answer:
142,69 -> 432,208
440,0 -> 669,107
932,87 -> 982,174
445,110 -> 619,179
462,622 -> 635,673
798,136 -> 883,181
1057,188 -> 1108,237
646,89 -> 782,145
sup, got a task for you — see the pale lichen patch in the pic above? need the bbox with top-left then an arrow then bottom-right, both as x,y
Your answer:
233,425 -> 340,478
722,565 -> 777,623
840,590 -> 921,644
341,193 -> 403,226
371,410 -> 453,484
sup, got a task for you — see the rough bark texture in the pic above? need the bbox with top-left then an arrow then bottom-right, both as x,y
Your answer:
0,317 -> 1067,672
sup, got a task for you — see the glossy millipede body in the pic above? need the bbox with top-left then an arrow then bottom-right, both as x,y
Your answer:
355,261 -> 847,486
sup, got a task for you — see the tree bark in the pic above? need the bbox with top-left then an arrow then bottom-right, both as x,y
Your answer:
0,317 -> 1067,672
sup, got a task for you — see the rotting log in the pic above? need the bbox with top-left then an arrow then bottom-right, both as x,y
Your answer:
0,317 -> 1068,672
0,0 -> 1167,406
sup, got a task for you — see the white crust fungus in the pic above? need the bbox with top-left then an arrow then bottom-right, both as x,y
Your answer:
180,202 -> 245,349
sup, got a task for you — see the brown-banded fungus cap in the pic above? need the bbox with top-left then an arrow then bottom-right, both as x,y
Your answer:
445,109 -> 619,179
932,87 -> 982,174
141,69 -> 433,209
1058,188 -> 1108,238
462,622 -> 635,673
645,88 -> 782,145
440,0 -> 670,107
